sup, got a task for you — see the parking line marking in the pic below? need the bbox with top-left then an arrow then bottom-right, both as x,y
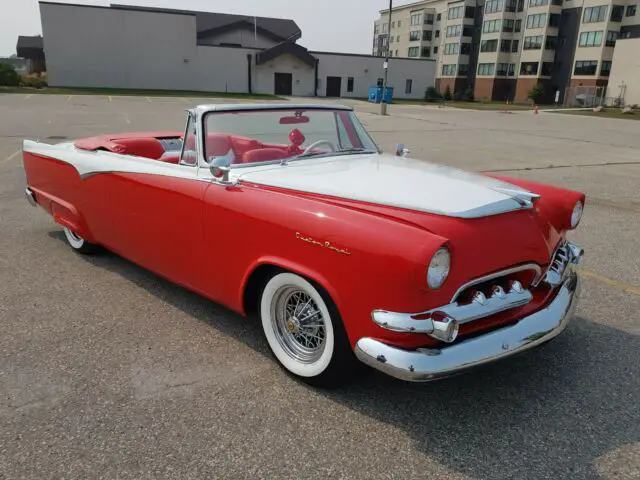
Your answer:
24,94 -> 33,100
578,268 -> 640,297
2,150 -> 21,164
108,96 -> 113,103
145,97 -> 152,103
124,114 -> 131,124
67,95 -> 73,102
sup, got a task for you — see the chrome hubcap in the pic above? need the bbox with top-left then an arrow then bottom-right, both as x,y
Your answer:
271,286 -> 326,363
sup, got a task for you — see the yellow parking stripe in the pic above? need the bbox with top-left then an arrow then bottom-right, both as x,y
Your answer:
145,96 -> 152,103
108,96 -> 113,103
578,268 -> 640,296
24,94 -> 33,100
67,95 -> 73,102
2,150 -> 21,164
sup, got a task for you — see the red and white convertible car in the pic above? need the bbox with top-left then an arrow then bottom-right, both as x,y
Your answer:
22,103 -> 585,387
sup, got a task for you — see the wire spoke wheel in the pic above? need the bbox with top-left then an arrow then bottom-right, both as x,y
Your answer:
271,286 -> 327,364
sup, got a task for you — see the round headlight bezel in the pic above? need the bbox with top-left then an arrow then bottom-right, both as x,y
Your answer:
427,247 -> 451,290
570,200 -> 584,229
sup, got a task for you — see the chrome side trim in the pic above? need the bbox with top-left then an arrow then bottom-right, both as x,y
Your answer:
450,263 -> 542,302
25,187 -> 37,207
356,269 -> 581,382
372,279 -> 533,337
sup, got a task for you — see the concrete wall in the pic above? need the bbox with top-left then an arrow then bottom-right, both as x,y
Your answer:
313,52 -> 436,99
606,38 -> 640,106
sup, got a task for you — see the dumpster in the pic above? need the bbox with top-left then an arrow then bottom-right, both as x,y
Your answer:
368,86 -> 394,104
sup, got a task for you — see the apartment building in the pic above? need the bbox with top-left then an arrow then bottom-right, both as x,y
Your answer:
373,0 -> 640,103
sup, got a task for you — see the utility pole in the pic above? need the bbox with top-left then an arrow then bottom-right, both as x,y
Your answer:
380,0 -> 393,115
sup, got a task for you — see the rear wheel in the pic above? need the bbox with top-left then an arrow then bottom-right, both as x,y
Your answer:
63,227 -> 99,254
259,272 -> 359,388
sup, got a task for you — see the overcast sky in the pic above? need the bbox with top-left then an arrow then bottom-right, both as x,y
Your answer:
1,0 -> 411,57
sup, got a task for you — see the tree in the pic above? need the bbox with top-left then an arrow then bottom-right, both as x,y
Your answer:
443,85 -> 452,101
424,86 -> 441,102
527,83 -> 545,104
0,62 -> 20,87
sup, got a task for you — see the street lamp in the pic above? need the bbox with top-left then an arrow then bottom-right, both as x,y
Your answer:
381,0 -> 393,116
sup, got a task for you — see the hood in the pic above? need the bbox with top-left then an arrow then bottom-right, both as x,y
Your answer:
236,153 -> 536,219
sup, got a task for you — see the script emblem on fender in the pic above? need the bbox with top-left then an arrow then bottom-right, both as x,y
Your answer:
295,232 -> 352,256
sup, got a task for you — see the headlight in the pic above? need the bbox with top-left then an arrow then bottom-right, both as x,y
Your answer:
427,247 -> 451,289
570,201 -> 583,228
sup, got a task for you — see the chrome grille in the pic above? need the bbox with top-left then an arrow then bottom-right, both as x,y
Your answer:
541,240 -> 584,287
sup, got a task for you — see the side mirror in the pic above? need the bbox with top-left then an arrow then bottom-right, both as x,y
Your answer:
209,157 -> 231,182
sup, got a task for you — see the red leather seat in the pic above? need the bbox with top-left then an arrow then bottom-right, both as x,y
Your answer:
158,153 -> 181,164
241,148 -> 289,164
114,137 -> 166,160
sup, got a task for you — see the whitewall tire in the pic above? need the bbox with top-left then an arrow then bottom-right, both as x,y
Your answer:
63,227 -> 98,254
259,272 -> 358,387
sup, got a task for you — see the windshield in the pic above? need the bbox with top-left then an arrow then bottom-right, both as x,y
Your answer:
202,108 -> 379,167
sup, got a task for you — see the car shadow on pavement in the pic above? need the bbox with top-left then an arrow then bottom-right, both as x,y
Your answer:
52,232 -> 640,479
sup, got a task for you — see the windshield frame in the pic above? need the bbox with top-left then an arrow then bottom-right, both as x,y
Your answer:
199,105 -> 381,170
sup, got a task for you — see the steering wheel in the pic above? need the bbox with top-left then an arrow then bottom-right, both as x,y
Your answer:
302,140 -> 337,155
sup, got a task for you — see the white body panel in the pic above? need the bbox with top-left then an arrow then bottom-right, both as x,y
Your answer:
235,153 -> 531,218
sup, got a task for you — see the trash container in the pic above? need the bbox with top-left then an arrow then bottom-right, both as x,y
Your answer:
368,87 -> 382,103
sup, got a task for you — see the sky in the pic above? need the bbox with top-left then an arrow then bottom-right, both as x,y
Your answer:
1,0 -> 411,57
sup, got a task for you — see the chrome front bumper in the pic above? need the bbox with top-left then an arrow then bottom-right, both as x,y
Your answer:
25,187 -> 37,207
354,269 -> 581,382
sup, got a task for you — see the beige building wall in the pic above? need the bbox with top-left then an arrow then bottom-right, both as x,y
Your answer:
605,37 -> 640,105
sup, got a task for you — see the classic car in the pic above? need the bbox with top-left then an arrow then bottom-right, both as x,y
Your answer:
22,103 -> 585,387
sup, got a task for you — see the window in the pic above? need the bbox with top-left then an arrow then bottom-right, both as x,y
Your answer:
500,39 -> 512,51
374,25 -> 379,34
578,30 -> 603,46
421,46 -> 431,57
444,42 -> 460,54
549,13 -> 560,27
529,0 -> 548,6
436,13 -> 442,21
458,63 -> 469,75
397,36 -> 401,42
545,36 -> 557,49
411,13 -> 423,25
485,0 -> 504,13
398,20 -> 402,27
541,62 -> 553,76
390,36 -> 394,43
389,51 -> 393,57
410,30 -> 421,41
527,13 -> 547,29
435,29 -> 440,37
461,42 -> 471,54
465,6 -> 476,18
506,0 -> 517,11
503,19 -> 515,32
600,60 -> 612,76
181,113 -> 198,166
423,30 -> 433,41
347,77 -> 354,92
497,63 -> 509,75
512,39 -> 520,52
405,79 -> 413,94
391,21 -> 396,28
520,62 -> 539,75
515,19 -> 522,32
441,64 -> 457,75
462,26 -> 473,36
446,24 -> 462,36
477,63 -> 495,75
481,39 -> 499,51
517,0 -> 525,10
551,0 -> 562,5
574,60 -> 598,75
448,5 -> 464,19
610,5 -> 624,21
425,13 -> 435,24
483,19 -> 501,32
606,30 -> 618,46
382,23 -> 388,32
583,6 -> 607,23
508,63 -> 516,76
433,46 -> 438,54
408,46 -> 420,57
523,35 -> 544,49
627,5 -> 637,16
395,49 -> 399,56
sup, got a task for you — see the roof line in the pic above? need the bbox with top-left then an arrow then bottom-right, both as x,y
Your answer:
310,50 -> 436,62
38,1 -> 196,16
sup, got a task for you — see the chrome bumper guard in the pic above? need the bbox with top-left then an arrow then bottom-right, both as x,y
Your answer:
355,268 -> 581,382
25,187 -> 37,207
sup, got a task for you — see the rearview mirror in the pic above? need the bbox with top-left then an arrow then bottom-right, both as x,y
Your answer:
209,157 -> 231,182
279,115 -> 310,125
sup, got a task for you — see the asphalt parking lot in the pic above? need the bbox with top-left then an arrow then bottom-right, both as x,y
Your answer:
1,93 -> 639,480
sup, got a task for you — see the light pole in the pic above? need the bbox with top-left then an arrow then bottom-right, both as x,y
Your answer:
380,0 -> 393,115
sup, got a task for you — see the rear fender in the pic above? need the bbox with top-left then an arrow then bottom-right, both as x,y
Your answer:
30,186 -> 96,242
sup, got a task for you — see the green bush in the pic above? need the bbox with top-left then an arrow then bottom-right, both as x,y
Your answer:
443,85 -> 452,101
424,86 -> 441,102
527,83 -> 544,104
461,86 -> 474,102
20,74 -> 48,89
0,62 -> 20,86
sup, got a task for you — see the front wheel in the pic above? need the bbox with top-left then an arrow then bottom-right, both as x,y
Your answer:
259,272 -> 359,388
63,227 -> 99,254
